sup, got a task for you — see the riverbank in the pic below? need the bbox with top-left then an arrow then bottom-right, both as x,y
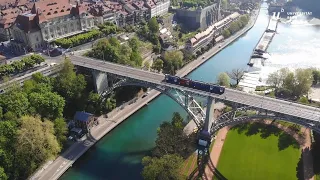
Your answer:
32,8 -> 260,180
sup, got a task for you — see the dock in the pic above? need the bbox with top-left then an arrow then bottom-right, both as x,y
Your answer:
240,15 -> 279,92
247,16 -> 279,67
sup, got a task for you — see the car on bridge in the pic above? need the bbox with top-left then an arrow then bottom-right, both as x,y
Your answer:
164,74 -> 225,95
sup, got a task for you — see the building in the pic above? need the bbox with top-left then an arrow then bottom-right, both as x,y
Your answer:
145,0 -> 169,18
10,0 -> 96,53
174,3 -> 219,31
0,0 -> 31,41
74,111 -> 95,132
185,12 -> 240,54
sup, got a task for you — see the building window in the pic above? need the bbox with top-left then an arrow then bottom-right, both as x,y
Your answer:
36,37 -> 39,41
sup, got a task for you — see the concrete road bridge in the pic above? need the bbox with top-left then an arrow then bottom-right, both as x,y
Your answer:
69,55 -> 320,176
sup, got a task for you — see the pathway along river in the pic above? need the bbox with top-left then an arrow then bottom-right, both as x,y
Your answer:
60,5 -> 270,180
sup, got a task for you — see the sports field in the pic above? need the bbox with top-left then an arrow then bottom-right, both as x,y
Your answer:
215,123 -> 301,180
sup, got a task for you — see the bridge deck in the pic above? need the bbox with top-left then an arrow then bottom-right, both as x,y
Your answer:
70,55 -> 320,123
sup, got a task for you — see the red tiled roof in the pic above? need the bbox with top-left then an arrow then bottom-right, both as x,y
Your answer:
31,0 -> 73,22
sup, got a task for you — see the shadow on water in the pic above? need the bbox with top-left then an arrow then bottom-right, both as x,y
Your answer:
63,147 -> 151,180
231,122 -> 300,151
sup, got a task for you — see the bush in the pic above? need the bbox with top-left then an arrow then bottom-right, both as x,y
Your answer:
54,29 -> 102,48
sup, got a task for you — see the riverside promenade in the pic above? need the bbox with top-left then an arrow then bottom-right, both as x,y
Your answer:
31,8 -> 260,180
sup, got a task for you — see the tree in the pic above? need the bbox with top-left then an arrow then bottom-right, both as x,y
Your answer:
227,68 -> 245,85
222,0 -> 228,9
130,51 -> 143,67
312,69 -> 320,84
152,112 -> 196,159
164,50 -> 184,74
11,61 -> 24,73
151,59 -> 164,72
144,61 -> 150,70
0,90 -> 29,117
128,37 -> 141,52
28,92 -> 65,120
217,72 -> 230,87
267,68 -> 289,90
30,54 -> 45,64
294,68 -> 313,97
54,58 -> 86,100
148,17 -> 159,34
141,154 -> 183,180
104,96 -> 116,112
222,29 -> 231,38
54,118 -> 68,146
15,116 -> 60,179
0,167 -> 7,180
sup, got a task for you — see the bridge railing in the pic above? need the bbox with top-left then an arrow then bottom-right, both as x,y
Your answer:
228,88 -> 320,111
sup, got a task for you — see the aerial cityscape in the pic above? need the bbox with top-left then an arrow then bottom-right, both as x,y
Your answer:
0,0 -> 319,179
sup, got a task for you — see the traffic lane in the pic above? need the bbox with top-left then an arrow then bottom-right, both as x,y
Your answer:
72,56 -> 165,81
161,83 -> 320,121
71,58 -> 164,83
39,141 -> 92,180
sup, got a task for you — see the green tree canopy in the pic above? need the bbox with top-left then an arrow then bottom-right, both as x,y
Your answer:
152,112 -> 196,159
148,17 -> 159,34
217,72 -> 230,87
54,118 -> 68,146
151,59 -> 164,72
15,116 -> 60,179
141,154 -> 184,180
29,91 -> 65,120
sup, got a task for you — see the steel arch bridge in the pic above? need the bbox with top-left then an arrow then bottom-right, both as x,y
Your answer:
100,77 -> 207,128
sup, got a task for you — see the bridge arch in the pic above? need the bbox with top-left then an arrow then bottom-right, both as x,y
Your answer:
101,79 -> 205,127
211,107 -> 320,134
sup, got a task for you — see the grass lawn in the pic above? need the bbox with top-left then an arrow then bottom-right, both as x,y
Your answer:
215,123 -> 301,180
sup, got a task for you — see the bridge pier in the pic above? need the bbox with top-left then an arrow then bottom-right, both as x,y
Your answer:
92,70 -> 109,95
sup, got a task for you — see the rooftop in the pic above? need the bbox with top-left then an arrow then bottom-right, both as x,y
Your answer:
74,111 -> 93,122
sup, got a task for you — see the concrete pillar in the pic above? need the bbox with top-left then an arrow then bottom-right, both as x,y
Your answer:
204,96 -> 215,132
92,70 -> 109,95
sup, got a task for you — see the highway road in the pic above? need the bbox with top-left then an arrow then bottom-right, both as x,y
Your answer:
69,55 -> 320,123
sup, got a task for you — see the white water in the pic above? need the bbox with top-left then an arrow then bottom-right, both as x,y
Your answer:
241,18 -> 320,92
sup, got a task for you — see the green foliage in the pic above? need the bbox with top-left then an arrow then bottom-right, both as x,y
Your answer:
54,118 -> 68,146
151,59 -> 164,72
312,69 -> 320,84
217,72 -> 230,87
152,112 -> 196,159
141,154 -> 184,180
182,0 -> 214,8
148,17 -> 159,34
54,29 -> 101,48
0,167 -> 7,180
15,116 -> 61,179
224,15 -> 250,36
28,91 -> 65,120
86,38 -> 143,67
163,50 -> 184,74
298,96 -> 309,104
267,68 -> 313,98
0,55 -> 45,77
54,58 -> 86,100
0,90 -> 29,117
222,29 -> 231,38
98,22 -> 118,36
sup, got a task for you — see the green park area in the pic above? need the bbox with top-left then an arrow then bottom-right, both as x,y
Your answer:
216,123 -> 301,180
